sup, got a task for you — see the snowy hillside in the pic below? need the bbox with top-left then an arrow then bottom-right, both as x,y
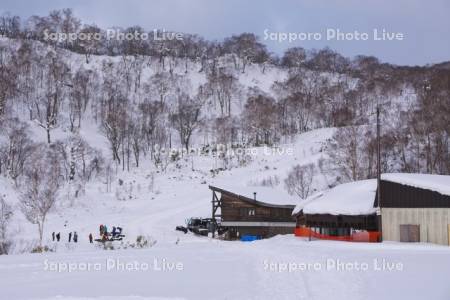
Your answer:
1,127 -> 334,252
0,8 -> 449,299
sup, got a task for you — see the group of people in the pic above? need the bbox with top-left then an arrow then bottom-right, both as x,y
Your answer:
50,225 -> 122,244
52,231 -> 78,243
51,232 -> 61,242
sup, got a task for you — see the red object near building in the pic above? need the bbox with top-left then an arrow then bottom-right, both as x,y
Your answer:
294,226 -> 380,243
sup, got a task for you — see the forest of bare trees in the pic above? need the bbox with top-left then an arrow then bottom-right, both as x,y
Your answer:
0,8 -> 448,203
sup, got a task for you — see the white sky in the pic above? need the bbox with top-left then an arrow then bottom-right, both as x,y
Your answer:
1,0 -> 449,66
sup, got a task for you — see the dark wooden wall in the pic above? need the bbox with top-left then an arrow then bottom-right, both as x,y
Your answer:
226,226 -> 294,239
379,180 -> 450,208
297,212 -> 379,231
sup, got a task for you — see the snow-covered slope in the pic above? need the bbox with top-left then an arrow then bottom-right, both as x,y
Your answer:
1,127 -> 334,253
1,36 -> 449,300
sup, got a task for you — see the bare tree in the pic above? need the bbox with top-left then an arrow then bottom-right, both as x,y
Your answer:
281,47 -> 307,69
327,126 -> 365,181
204,69 -> 238,116
139,101 -> 164,156
170,93 -> 202,152
76,24 -> 102,64
243,94 -> 278,146
0,45 -> 17,116
35,51 -> 70,143
15,41 -> 36,120
69,68 -> 92,132
0,12 -> 21,38
223,33 -> 268,73
20,145 -> 62,248
146,72 -> 172,106
0,195 -> 13,255
284,164 -> 315,200
101,87 -> 127,164
0,118 -> 33,182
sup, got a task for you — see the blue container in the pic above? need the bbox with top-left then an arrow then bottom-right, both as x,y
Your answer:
240,235 -> 260,242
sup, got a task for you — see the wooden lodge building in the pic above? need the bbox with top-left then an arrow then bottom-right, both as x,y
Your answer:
293,174 -> 450,245
209,185 -> 296,240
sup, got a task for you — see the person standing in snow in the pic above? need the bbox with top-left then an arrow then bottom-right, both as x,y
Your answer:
89,233 -> 93,243
52,232 -> 55,241
99,224 -> 103,235
68,232 -> 72,243
73,232 -> 78,243
56,232 -> 61,242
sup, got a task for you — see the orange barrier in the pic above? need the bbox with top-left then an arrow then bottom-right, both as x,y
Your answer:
294,227 -> 380,243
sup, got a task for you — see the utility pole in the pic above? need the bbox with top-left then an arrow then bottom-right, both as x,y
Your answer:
376,103 -> 383,241
377,104 -> 381,208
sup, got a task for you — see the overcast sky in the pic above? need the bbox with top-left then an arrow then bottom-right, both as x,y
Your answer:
1,0 -> 449,66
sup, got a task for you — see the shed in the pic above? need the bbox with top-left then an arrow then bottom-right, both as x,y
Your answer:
380,173 -> 450,245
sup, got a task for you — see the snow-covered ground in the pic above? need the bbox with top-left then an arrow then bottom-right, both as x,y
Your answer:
1,127 -> 450,300
1,236 -> 450,300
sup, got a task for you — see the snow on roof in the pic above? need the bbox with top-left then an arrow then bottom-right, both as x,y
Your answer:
297,179 -> 378,216
292,192 -> 324,215
211,183 -> 300,207
381,173 -> 450,196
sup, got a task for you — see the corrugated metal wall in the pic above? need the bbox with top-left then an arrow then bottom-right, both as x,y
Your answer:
382,208 -> 450,245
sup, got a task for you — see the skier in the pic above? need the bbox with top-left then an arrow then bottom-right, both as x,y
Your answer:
112,226 -> 117,237
52,232 -> 55,241
73,232 -> 78,243
56,232 -> 61,242
89,233 -> 93,243
68,232 -> 72,243
99,224 -> 104,235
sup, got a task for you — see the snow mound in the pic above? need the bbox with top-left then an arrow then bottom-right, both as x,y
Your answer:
298,179 -> 377,216
382,173 -> 450,196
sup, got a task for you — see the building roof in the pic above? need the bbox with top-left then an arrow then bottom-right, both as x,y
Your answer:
209,185 -> 297,209
381,173 -> 450,196
293,179 -> 378,216
293,173 -> 450,217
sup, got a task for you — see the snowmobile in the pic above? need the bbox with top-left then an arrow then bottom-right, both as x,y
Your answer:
95,226 -> 125,243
